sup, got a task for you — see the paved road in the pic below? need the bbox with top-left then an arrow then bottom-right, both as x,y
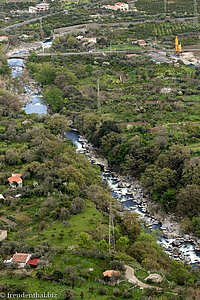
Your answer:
8,50 -> 128,58
0,11 -> 63,32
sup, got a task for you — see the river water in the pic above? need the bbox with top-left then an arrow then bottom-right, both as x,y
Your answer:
7,43 -> 200,266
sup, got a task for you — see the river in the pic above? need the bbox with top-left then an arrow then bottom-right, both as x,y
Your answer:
7,42 -> 200,267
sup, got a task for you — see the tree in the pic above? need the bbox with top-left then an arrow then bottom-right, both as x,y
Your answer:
176,184 -> 200,217
122,212 -> 141,241
54,70 -> 77,89
93,120 -> 120,147
142,166 -> 177,197
70,197 -> 84,215
182,157 -> 200,186
78,232 -> 94,249
171,260 -> 191,285
66,36 -> 77,48
116,236 -> 129,252
35,63 -> 56,85
156,145 -> 191,177
128,232 -> 168,269
96,239 -> 109,252
43,87 -> 63,112
161,189 -> 176,209
44,114 -> 68,135
110,260 -> 125,272
5,150 -> 21,165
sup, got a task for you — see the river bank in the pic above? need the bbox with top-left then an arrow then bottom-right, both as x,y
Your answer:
6,45 -> 200,266
66,128 -> 200,266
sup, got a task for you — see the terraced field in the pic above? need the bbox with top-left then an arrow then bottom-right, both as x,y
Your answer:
136,0 -> 200,14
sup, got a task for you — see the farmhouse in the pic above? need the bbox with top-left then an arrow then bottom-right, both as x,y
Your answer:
5,253 -> 32,268
8,173 -> 22,188
29,6 -> 38,13
29,1 -> 49,13
115,2 -> 129,11
0,36 -> 8,43
36,2 -> 50,11
104,2 -> 129,11
137,40 -> 147,47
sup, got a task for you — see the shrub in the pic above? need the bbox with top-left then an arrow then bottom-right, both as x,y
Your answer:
113,288 -> 121,297
63,289 -> 75,300
98,287 -> 108,295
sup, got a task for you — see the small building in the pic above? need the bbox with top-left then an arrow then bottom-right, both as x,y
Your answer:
104,2 -> 129,11
27,258 -> 39,268
29,1 -> 49,13
0,194 -> 4,200
127,54 -> 138,58
29,6 -> 38,13
103,270 -> 120,278
115,2 -> 129,11
0,230 -> 7,242
8,173 -> 22,188
36,2 -> 50,11
0,36 -> 8,43
81,37 -> 97,44
137,40 -> 147,47
5,253 -> 32,268
77,35 -> 84,41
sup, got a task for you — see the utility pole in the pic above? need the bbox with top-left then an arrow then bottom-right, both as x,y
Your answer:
97,79 -> 100,108
108,201 -> 115,252
40,18 -> 42,30
194,0 -> 198,28
164,0 -> 166,12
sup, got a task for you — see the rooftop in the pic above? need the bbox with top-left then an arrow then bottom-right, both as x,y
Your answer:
103,270 -> 120,277
12,253 -> 31,263
27,258 -> 39,266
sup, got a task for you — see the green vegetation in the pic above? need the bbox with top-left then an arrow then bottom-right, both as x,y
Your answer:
1,0 -> 200,297
1,49 -> 200,299
136,0 -> 200,14
25,51 -> 200,236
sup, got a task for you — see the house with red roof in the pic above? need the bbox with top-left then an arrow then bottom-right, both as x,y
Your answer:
8,173 -> 22,188
137,40 -> 147,47
0,36 -> 8,43
115,2 -> 129,11
104,2 -> 129,11
5,253 -> 32,268
103,270 -> 120,278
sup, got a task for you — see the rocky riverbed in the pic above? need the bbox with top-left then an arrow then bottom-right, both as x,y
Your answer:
69,129 -> 200,266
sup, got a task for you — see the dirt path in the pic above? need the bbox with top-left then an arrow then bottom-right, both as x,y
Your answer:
125,265 -> 161,290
